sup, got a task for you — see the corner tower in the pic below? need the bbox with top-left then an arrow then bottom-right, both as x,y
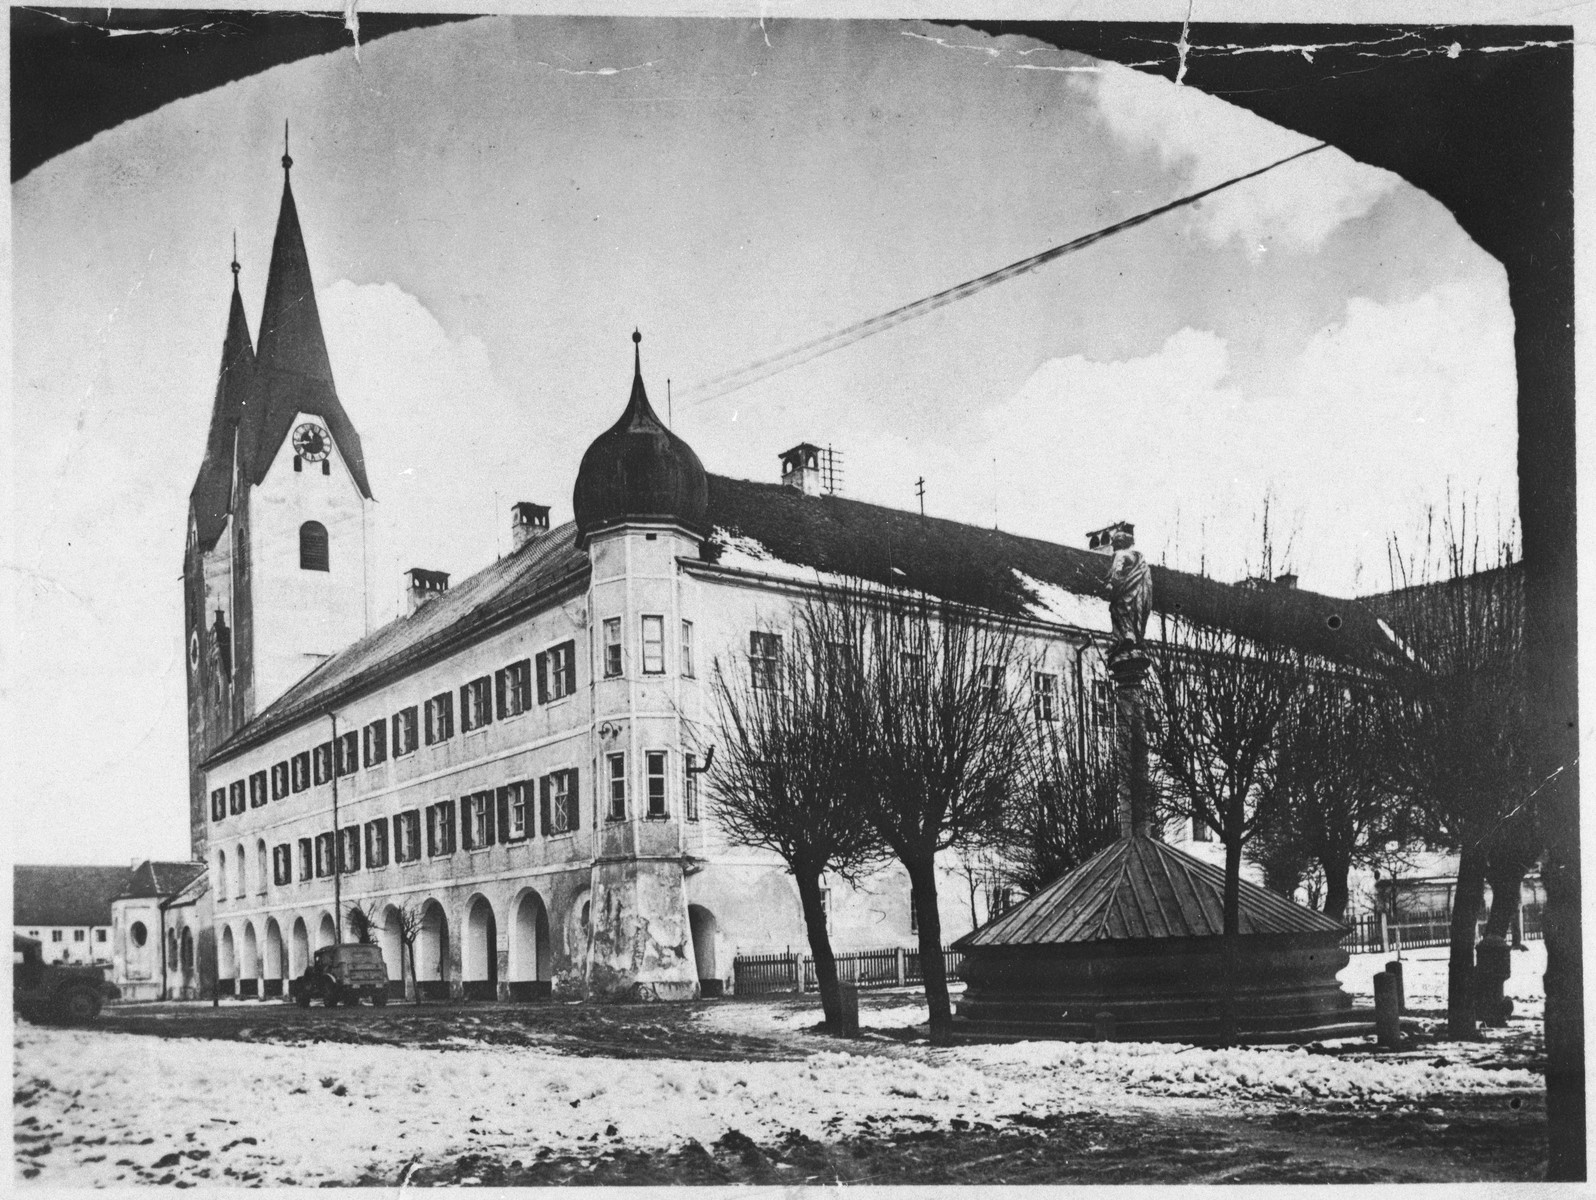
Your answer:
183,135 -> 372,857
573,333 -> 706,1000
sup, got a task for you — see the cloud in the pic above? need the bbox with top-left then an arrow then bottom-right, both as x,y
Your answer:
943,277 -> 1515,593
1088,62 -> 1400,252
319,281 -> 529,624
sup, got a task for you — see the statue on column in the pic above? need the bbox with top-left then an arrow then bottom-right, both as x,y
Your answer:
1107,529 -> 1152,651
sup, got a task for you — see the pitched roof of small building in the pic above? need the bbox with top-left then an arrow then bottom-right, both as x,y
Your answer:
956,835 -> 1345,948
119,860 -> 207,900
13,865 -> 132,928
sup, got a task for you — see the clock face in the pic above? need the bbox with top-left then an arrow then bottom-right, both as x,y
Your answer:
293,422 -> 330,462
188,630 -> 200,674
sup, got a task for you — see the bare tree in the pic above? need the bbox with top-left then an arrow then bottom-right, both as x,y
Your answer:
1149,612 -> 1304,1045
1254,679 -> 1412,922
346,902 -> 379,945
1380,504 -> 1533,1039
1002,678 -> 1122,895
708,593 -> 887,1032
850,590 -> 1035,1047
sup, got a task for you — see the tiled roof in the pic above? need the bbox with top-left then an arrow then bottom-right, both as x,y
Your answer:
13,865 -> 132,927
956,835 -> 1346,947
208,472 -> 1403,765
703,476 -> 1404,671
207,522 -> 590,762
120,860 -> 207,900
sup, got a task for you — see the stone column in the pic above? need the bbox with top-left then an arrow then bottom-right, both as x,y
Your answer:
1108,645 -> 1154,838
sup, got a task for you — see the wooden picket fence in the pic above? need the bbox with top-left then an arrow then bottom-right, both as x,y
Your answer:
1339,903 -> 1545,955
731,946 -> 964,996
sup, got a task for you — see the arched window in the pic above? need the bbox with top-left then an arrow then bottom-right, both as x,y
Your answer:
131,921 -> 148,948
299,521 -> 329,572
216,851 -> 227,901
180,928 -> 194,971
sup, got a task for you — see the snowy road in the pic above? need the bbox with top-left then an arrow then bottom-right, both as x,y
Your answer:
14,946 -> 1544,1187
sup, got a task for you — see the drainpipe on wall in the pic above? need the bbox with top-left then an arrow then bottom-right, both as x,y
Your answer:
331,710 -> 342,944
158,899 -> 168,1002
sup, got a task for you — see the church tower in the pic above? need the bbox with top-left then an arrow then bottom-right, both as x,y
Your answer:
183,134 -> 373,858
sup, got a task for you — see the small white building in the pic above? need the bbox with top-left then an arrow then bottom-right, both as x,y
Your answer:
109,861 -> 209,1001
12,865 -> 127,966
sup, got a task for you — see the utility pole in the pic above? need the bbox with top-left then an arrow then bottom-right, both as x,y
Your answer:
330,711 -> 342,944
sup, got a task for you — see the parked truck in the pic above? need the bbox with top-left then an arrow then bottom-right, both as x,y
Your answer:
290,943 -> 390,1007
13,934 -> 120,1023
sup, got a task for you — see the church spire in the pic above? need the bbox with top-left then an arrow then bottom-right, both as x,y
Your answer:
189,253 -> 256,552
238,135 -> 373,498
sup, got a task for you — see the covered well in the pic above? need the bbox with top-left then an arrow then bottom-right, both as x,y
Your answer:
952,835 -> 1374,1045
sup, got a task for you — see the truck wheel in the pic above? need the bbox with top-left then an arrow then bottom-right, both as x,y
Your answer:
324,986 -> 342,1008
372,993 -> 388,1007
295,990 -> 312,1008
58,987 -> 102,1023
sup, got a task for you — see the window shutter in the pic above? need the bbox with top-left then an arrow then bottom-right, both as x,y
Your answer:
484,793 -> 496,845
495,669 -> 507,719
561,643 -> 576,695
424,700 -> 435,744
392,814 -> 403,861
569,769 -> 581,831
459,798 -> 474,850
427,807 -> 438,857
459,684 -> 471,728
536,652 -> 550,704
540,776 -> 552,834
497,787 -> 512,841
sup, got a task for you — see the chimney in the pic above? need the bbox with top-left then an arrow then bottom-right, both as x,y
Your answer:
779,443 -> 825,496
511,502 -> 551,550
405,567 -> 449,615
1274,572 -> 1299,589
1087,521 -> 1135,555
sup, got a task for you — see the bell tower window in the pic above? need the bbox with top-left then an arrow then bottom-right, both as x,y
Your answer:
299,521 -> 329,572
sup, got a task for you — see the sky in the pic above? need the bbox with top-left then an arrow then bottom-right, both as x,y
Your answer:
11,17 -> 1517,863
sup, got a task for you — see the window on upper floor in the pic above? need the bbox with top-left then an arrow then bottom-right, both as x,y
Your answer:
1192,816 -> 1213,843
499,780 -> 532,841
215,851 -> 227,901
256,841 -> 268,893
607,753 -> 627,821
96,928 -> 107,943
750,631 -> 782,690
291,751 -> 311,793
424,691 -> 454,744
314,832 -> 335,878
681,620 -> 695,678
980,664 -> 1004,700
363,719 -> 387,767
335,730 -> 359,776
646,750 -> 668,818
540,769 -> 579,835
365,819 -> 389,868
337,826 -> 360,874
313,742 -> 333,785
299,521 -> 329,572
1092,678 -> 1117,730
272,843 -> 293,886
641,615 -> 665,675
210,788 -> 226,822
228,780 -> 246,815
298,837 -> 313,880
460,676 -> 493,732
496,659 -> 532,719
537,641 -> 578,703
271,761 -> 290,800
603,618 -> 623,678
684,754 -> 700,822
392,706 -> 419,757
393,810 -> 422,863
74,928 -> 85,943
461,790 -> 495,850
234,844 -> 246,898
249,771 -> 268,808
1033,672 -> 1058,722
51,930 -> 63,943
426,800 -> 457,857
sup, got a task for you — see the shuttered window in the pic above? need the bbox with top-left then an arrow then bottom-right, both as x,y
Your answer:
424,692 -> 454,744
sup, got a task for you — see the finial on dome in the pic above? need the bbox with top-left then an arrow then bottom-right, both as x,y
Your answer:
282,119 -> 293,173
632,329 -> 641,345
231,231 -> 240,278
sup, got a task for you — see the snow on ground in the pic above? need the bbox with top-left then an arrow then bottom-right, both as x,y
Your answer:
1339,941 -> 1546,1020
15,998 -> 1539,1188
1015,571 -> 1114,633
